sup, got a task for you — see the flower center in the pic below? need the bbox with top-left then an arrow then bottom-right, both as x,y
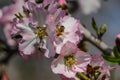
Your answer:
35,26 -> 48,40
86,64 -> 101,79
56,25 -> 65,36
64,54 -> 77,68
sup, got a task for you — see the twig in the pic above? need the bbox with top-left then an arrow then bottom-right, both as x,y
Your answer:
79,24 -> 113,56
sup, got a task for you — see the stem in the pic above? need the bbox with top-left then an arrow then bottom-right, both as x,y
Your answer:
76,72 -> 90,80
78,24 -> 113,56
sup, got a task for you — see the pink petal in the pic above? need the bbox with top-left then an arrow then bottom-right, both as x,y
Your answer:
91,54 -> 104,66
60,41 -> 77,55
0,0 -> 24,22
19,37 -> 39,55
61,16 -> 79,34
4,23 -> 16,46
27,1 -> 47,26
58,0 -> 67,5
51,57 -> 76,78
75,50 -> 91,71
55,33 -> 80,54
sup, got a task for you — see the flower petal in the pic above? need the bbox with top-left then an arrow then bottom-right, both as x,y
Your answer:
60,41 -> 77,55
75,50 -> 91,69
19,37 -> 39,55
91,54 -> 104,66
27,1 -> 48,26
61,16 -> 79,33
51,57 -> 76,78
55,33 -> 79,54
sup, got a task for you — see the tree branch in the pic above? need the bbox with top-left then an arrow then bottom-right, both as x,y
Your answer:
79,24 -> 113,55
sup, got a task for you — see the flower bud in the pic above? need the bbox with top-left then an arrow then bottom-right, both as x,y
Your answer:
58,0 -> 68,10
58,0 -> 67,6
116,33 -> 120,50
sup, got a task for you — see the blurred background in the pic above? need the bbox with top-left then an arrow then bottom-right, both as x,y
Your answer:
0,0 -> 120,80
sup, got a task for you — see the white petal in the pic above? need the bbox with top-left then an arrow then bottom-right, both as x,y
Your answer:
19,37 -> 39,55
16,23 -> 33,32
55,33 -> 79,54
51,58 -> 76,78
61,16 -> 79,33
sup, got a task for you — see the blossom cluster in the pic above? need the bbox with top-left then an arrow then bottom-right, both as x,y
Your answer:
0,0 -> 112,80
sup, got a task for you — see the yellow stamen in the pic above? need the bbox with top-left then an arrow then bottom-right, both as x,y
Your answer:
35,26 -> 48,40
56,25 -> 65,36
64,54 -> 77,69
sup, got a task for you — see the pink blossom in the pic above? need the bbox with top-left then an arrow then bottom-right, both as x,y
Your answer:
98,66 -> 113,80
87,54 -> 112,80
11,1 -> 63,58
51,42 -> 91,78
13,18 -> 54,58
54,16 -> 83,53
90,54 -> 104,66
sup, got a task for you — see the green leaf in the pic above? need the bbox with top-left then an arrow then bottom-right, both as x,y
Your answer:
91,18 -> 98,33
99,24 -> 107,37
113,46 -> 120,58
102,54 -> 120,63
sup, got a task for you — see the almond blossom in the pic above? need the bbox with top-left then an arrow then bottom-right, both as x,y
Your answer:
11,1 -> 64,58
54,16 -> 83,54
0,0 -> 48,46
51,41 -> 91,78
84,54 -> 112,80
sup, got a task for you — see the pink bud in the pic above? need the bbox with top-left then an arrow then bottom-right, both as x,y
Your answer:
58,0 -> 67,5
116,33 -> 120,47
